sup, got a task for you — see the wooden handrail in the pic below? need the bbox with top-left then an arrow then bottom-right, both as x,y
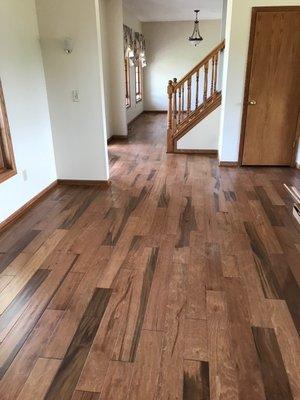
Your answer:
174,40 -> 225,89
167,41 -> 225,153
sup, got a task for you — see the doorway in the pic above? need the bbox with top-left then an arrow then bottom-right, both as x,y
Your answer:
239,6 -> 300,166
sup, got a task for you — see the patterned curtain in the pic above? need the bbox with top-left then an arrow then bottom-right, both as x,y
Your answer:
123,25 -> 147,68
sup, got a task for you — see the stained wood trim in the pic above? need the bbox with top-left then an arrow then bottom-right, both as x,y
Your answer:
174,149 -> 218,155
107,135 -> 128,144
174,41 -> 225,89
219,161 -> 239,167
144,111 -> 168,114
57,179 -> 111,188
0,79 -> 16,183
238,6 -> 300,167
0,181 -> 58,234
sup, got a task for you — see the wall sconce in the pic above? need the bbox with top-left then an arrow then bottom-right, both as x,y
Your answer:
63,37 -> 74,54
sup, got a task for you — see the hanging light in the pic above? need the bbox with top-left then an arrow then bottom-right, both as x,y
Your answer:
188,10 -> 203,46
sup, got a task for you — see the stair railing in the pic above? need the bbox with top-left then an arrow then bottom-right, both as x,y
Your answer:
167,41 -> 225,152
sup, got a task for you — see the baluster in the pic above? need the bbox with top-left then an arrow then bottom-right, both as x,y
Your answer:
211,56 -> 215,98
182,85 -> 185,120
203,62 -> 209,104
173,78 -> 178,129
195,70 -> 200,109
213,52 -> 219,95
187,77 -> 192,115
167,80 -> 174,152
178,85 -> 182,123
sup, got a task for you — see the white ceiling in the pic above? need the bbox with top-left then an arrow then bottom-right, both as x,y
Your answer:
123,0 -> 223,22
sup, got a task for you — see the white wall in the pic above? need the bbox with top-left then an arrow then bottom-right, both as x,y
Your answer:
123,6 -> 145,123
36,0 -> 109,180
0,0 -> 57,224
219,0 -> 300,163
103,0 -> 128,138
177,108 -> 221,150
142,20 -> 222,111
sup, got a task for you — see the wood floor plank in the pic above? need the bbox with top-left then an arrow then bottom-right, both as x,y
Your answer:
16,357 -> 61,400
0,230 -> 40,274
44,288 -> 112,400
0,229 -> 67,314
112,247 -> 159,362
206,290 -> 239,400
0,309 -> 63,400
252,326 -> 293,400
0,252 -> 77,376
183,360 -> 210,400
127,330 -> 163,400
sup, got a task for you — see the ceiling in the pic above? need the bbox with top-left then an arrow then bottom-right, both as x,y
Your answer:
123,0 -> 223,22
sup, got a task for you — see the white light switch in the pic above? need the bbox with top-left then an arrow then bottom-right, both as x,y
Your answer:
22,170 -> 28,181
72,90 -> 80,102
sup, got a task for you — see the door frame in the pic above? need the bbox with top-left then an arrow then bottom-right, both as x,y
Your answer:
238,6 -> 300,167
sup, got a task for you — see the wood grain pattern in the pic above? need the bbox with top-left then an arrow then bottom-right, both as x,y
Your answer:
0,113 -> 298,399
252,327 -> 294,399
45,288 -> 112,400
241,8 -> 300,166
183,360 -> 210,400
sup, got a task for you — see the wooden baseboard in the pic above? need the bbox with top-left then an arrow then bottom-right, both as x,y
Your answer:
144,110 -> 167,114
107,135 -> 128,144
57,179 -> 111,188
219,161 -> 239,167
0,180 -> 58,234
174,149 -> 218,155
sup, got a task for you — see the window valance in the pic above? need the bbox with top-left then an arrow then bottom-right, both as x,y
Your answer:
123,25 -> 146,68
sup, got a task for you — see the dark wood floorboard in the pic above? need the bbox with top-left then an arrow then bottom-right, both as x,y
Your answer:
0,113 -> 299,399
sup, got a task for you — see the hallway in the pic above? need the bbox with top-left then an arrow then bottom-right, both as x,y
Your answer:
0,113 -> 299,399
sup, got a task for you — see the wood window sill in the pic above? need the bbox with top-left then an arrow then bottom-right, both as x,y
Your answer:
0,168 -> 17,184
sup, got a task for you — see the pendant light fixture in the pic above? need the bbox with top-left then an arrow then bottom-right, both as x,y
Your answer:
189,10 -> 203,46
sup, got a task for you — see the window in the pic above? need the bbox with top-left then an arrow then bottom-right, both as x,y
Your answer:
0,79 -> 16,184
135,62 -> 142,103
125,58 -> 131,109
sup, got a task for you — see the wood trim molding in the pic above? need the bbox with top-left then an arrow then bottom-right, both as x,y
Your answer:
0,181 -> 58,234
107,135 -> 128,144
144,110 -> 168,114
57,179 -> 111,188
238,6 -> 300,167
0,79 -> 17,183
219,161 -> 239,167
174,149 -> 218,155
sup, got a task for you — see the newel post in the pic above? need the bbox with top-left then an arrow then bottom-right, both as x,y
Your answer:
167,79 -> 174,153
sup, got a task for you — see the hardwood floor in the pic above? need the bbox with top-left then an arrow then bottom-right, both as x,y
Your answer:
0,112 -> 299,399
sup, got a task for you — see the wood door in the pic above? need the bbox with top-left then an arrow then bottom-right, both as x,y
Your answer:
241,7 -> 300,166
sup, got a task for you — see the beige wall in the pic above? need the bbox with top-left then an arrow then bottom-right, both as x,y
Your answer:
219,0 -> 300,164
0,0 -> 57,223
123,6 -> 144,123
142,20 -> 222,111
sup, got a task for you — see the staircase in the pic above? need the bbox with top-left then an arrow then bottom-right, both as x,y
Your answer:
167,41 -> 225,153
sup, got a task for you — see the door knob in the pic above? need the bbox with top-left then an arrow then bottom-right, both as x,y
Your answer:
248,100 -> 257,105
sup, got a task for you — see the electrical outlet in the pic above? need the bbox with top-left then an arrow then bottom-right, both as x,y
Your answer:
72,90 -> 80,102
22,170 -> 28,181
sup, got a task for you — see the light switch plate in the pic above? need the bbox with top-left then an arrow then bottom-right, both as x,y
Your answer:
72,90 -> 80,102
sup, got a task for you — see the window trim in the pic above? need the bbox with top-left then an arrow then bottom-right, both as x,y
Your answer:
0,79 -> 16,184
135,62 -> 143,103
125,58 -> 131,109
